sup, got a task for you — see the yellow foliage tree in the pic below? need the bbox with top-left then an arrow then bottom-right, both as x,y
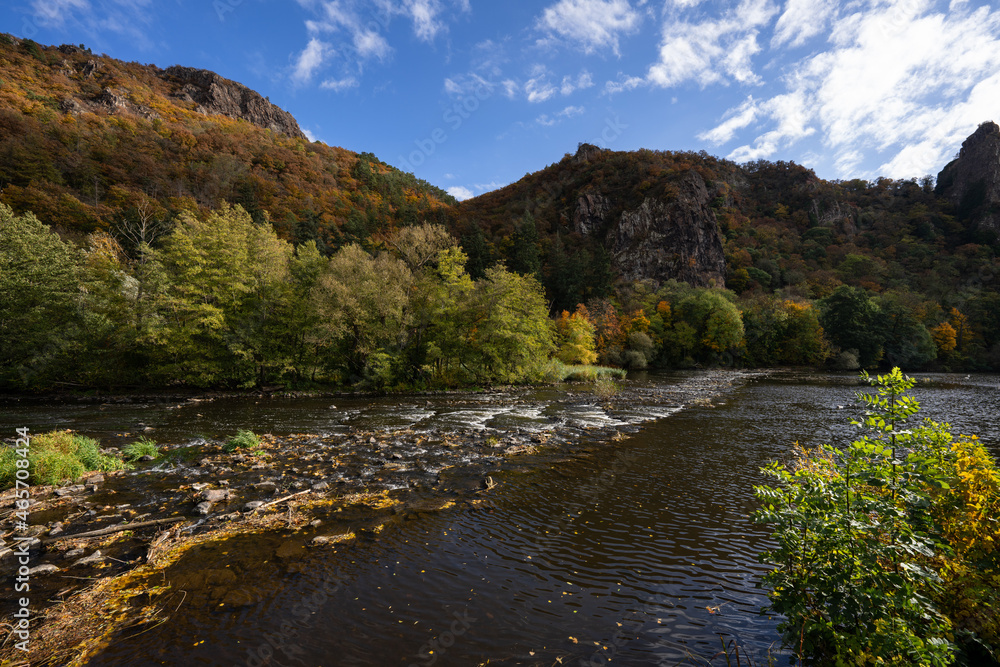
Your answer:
932,321 -> 958,353
555,306 -> 598,365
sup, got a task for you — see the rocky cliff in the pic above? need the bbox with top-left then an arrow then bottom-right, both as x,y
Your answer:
41,38 -> 306,140
161,66 -> 307,140
937,120 -> 1000,231
569,171 -> 726,287
609,171 -> 726,287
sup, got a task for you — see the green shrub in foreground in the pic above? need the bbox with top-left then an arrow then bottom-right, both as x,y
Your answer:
225,429 -> 261,452
0,431 -> 127,489
755,368 -> 1000,666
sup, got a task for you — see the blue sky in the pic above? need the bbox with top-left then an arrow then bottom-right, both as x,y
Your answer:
4,0 -> 1000,200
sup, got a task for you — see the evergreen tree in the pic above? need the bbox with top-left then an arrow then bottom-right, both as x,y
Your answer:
508,212 -> 541,277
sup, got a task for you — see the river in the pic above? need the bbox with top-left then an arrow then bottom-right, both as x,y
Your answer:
2,371 -> 998,666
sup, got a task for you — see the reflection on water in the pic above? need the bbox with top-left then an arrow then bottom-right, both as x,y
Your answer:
1,371 -> 997,665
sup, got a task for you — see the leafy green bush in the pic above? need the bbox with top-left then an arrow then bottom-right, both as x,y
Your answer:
224,429 -> 261,452
121,437 -> 159,462
755,368 -> 1000,665
0,431 -> 126,489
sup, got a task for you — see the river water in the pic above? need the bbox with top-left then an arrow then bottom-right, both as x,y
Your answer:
2,371 -> 998,666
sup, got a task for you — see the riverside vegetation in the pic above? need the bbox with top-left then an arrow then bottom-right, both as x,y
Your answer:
755,368 -> 1000,666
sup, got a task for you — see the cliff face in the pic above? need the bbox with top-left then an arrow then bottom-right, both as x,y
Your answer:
609,171 -> 726,287
567,169 -> 726,287
937,121 -> 1000,231
162,66 -> 307,140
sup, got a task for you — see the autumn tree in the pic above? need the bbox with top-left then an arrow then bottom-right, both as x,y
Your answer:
555,306 -> 598,365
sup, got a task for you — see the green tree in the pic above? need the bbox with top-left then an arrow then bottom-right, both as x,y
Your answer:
152,204 -> 293,386
0,203 -> 83,388
508,211 -> 541,277
669,288 -> 744,363
310,243 -> 412,381
819,285 -> 884,368
408,246 -> 477,385
877,293 -> 937,369
466,265 -> 555,383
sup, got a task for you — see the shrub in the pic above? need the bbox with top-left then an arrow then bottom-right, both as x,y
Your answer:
121,437 -> 159,462
592,374 -> 619,400
755,368 -> 1000,665
225,429 -> 261,452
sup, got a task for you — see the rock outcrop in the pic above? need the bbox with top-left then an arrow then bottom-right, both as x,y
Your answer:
609,171 -> 726,287
573,193 -> 610,237
161,66 -> 307,140
937,121 -> 1000,232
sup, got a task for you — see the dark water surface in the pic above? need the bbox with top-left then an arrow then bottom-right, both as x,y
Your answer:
3,371 -> 998,666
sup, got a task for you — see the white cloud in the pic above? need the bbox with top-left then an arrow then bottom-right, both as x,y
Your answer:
293,38 -> 333,84
302,128 -> 318,142
534,105 -> 586,128
724,91 -> 814,160
295,0 -> 465,89
771,0 -> 836,48
648,0 -> 778,89
604,73 -> 646,94
509,67 -> 593,102
701,1 -> 1000,179
560,70 -> 594,95
354,30 -> 391,61
407,0 -> 445,42
698,96 -> 758,144
320,76 -> 359,91
31,0 -> 90,26
537,0 -> 643,55
448,186 -> 475,200
559,105 -> 585,117
525,66 -> 558,102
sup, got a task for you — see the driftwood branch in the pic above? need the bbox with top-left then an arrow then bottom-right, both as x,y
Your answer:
251,489 -> 310,513
43,516 -> 186,543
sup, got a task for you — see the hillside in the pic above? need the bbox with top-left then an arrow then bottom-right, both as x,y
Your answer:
0,35 -> 454,251
452,132 -> 1000,371
1,35 -> 999,388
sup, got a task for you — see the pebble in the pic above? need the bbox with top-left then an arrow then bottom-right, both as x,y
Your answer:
244,501 -> 266,511
73,550 -> 104,567
194,501 -> 213,515
29,564 -> 60,575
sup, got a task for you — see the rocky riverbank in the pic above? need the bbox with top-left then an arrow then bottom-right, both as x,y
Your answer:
0,370 -> 760,666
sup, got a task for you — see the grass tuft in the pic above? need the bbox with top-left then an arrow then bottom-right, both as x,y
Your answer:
121,437 -> 159,462
224,429 -> 261,453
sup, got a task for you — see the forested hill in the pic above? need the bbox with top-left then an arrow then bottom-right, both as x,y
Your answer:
2,34 -> 1000,389
0,34 -> 454,250
454,136 -> 1000,314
